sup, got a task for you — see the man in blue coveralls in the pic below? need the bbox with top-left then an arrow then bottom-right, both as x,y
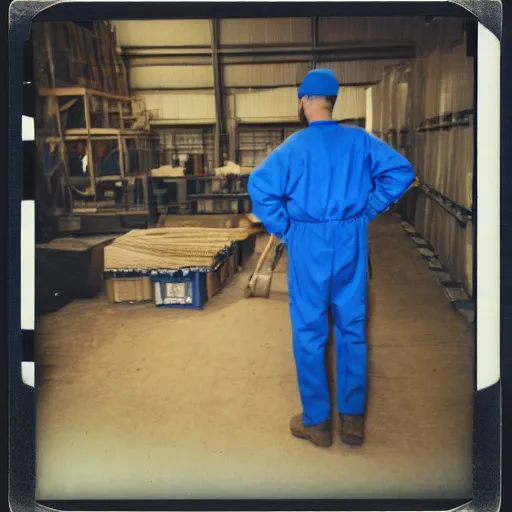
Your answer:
248,69 -> 415,448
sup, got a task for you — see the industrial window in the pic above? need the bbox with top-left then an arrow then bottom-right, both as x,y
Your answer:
237,119 -> 365,168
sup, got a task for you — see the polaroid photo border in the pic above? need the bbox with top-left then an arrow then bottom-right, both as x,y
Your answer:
7,1 -> 502,511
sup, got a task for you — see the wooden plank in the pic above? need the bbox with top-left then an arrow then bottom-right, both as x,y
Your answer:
38,86 -> 133,101
47,135 -> 123,141
85,30 -> 101,88
100,22 -> 115,93
121,137 -> 129,177
44,23 -> 73,212
118,133 -> 125,179
65,128 -> 146,136
92,22 -> 105,91
141,176 -> 149,213
56,23 -> 69,55
110,25 -> 123,95
83,93 -> 96,196
96,22 -> 107,90
96,176 -> 124,183
46,136 -> 85,142
103,97 -> 110,128
59,98 -> 79,112
72,209 -> 149,217
119,54 -> 130,96
117,100 -> 124,130
73,207 -> 98,213
150,118 -> 216,126
74,23 -> 85,62
67,24 -> 76,83
43,25 -> 57,90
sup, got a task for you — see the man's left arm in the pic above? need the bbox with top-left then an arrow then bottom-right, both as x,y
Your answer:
248,146 -> 290,240
365,133 -> 416,221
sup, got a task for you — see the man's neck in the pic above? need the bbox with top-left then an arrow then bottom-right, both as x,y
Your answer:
308,115 -> 333,123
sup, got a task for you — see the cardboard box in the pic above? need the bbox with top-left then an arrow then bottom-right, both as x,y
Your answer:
106,277 -> 153,303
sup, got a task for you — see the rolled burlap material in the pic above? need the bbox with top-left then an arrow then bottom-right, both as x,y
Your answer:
104,227 -> 261,271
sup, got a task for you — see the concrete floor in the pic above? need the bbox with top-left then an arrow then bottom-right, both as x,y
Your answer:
35,214 -> 473,501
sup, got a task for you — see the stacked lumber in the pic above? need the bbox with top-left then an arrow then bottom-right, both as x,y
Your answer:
104,227 -> 260,271
34,21 -> 129,95
150,165 -> 185,178
214,161 -> 253,176
238,213 -> 262,229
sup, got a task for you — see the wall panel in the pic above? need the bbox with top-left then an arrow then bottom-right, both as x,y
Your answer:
219,18 -> 311,45
325,59 -> 405,85
233,86 -> 365,122
112,20 -> 211,47
224,59 -> 406,88
137,92 -> 216,122
130,66 -> 214,89
318,17 -> 422,44
223,63 -> 310,88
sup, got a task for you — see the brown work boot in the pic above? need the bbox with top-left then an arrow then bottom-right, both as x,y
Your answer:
289,414 -> 332,447
339,414 -> 365,446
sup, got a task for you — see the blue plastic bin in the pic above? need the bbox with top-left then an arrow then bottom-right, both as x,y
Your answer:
151,271 -> 208,309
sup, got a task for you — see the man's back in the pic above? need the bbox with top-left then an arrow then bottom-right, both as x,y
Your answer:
248,120 -> 414,242
278,122 -> 373,223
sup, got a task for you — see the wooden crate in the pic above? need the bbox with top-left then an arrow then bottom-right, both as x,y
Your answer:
237,233 -> 257,267
58,215 -> 82,233
87,239 -> 115,293
206,254 -> 236,300
105,276 -> 153,303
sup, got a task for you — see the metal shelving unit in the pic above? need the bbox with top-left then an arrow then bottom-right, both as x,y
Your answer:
148,175 -> 251,223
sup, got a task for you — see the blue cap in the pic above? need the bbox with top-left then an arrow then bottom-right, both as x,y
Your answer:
298,69 -> 339,99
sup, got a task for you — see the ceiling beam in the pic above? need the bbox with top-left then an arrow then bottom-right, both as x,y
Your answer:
311,17 -> 319,68
124,46 -> 416,72
131,82 -> 380,93
121,42 -> 416,59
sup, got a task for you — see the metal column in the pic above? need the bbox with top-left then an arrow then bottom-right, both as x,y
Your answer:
210,19 -> 225,168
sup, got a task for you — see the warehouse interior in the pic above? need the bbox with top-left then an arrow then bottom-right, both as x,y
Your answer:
33,16 -> 474,500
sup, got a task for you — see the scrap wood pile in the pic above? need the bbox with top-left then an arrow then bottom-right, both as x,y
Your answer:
149,161 -> 254,178
33,21 -> 129,95
104,227 -> 261,273
214,161 -> 253,176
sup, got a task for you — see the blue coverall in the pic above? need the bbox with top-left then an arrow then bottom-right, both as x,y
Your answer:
248,122 -> 415,426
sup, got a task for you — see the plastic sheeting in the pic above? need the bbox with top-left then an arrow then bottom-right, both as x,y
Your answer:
367,21 -> 474,296
409,27 -> 474,296
367,65 -> 409,141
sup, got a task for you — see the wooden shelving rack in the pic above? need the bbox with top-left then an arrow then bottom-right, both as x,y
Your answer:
34,21 -> 161,230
